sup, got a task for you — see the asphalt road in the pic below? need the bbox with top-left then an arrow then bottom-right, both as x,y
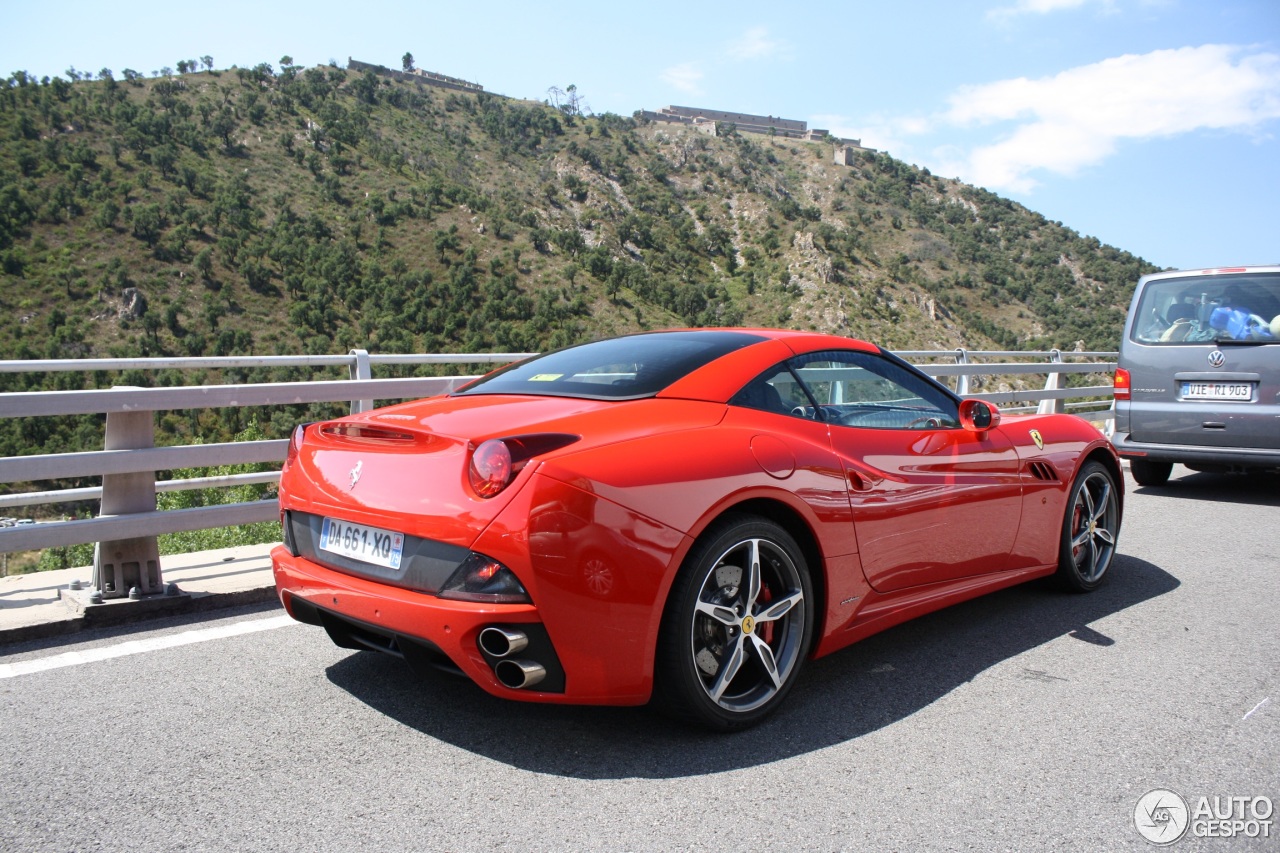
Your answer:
1,468 -> 1276,852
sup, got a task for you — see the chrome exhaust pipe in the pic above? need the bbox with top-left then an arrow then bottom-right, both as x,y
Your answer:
494,658 -> 546,690
478,626 -> 528,658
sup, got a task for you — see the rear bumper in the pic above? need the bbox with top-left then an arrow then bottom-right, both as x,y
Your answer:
1112,433 -> 1280,469
272,546 -> 589,704
273,472 -> 689,706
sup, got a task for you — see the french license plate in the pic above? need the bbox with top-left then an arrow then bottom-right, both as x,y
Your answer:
1181,381 -> 1253,401
319,517 -> 404,570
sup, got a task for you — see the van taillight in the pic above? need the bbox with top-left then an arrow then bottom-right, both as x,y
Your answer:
1113,368 -> 1131,401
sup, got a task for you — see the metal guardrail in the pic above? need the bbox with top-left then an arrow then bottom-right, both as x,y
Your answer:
0,347 -> 1115,562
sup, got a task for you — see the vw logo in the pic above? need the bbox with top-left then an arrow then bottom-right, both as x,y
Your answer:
1207,350 -> 1226,368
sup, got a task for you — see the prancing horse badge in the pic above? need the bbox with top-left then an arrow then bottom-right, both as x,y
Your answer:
1029,429 -> 1044,451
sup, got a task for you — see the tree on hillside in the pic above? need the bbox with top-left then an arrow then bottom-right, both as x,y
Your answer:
546,84 -> 587,117
402,52 -> 415,73
201,55 -> 214,72
208,107 -> 238,152
352,70 -> 379,104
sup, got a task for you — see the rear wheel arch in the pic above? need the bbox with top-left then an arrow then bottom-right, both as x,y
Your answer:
652,509 -> 817,729
676,498 -> 827,654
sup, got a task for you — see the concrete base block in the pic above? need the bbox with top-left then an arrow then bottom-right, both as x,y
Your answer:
60,586 -> 191,620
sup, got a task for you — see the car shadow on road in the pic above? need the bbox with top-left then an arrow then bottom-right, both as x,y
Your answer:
325,553 -> 1179,779
1132,470 -> 1280,507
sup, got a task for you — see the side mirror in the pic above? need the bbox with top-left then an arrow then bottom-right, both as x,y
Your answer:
959,399 -> 1001,433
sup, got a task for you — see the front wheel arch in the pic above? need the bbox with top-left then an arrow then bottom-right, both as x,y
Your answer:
1056,459 -> 1122,592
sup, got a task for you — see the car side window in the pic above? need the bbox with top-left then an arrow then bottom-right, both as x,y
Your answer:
790,350 -> 960,429
730,366 -> 817,418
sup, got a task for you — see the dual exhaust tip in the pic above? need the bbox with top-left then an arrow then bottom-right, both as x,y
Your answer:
478,626 -> 546,690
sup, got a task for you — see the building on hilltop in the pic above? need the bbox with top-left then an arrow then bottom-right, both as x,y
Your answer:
347,58 -> 486,95
409,67 -> 483,92
634,103 -> 865,150
635,107 -> 719,136
340,67 -> 877,160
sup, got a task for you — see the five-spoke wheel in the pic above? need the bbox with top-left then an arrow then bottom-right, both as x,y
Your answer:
655,515 -> 813,731
1056,461 -> 1120,591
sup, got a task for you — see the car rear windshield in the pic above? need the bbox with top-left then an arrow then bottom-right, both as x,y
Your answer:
1131,272 -> 1280,344
454,331 -> 767,399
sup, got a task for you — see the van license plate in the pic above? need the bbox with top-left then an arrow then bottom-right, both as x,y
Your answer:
1181,382 -> 1252,401
319,518 -> 404,569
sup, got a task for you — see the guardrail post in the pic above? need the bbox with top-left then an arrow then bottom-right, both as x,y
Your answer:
349,349 -> 373,414
1037,350 -> 1065,415
953,348 -> 971,397
91,390 -> 162,599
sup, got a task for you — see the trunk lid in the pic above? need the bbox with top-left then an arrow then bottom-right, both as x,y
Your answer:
283,394 -> 724,546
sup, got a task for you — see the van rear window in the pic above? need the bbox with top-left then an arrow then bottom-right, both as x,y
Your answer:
1130,273 -> 1280,344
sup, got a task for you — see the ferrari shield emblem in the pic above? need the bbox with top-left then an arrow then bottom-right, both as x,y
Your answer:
1029,429 -> 1044,451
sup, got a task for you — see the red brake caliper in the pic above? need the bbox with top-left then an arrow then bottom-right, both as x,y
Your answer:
758,584 -> 774,644
1071,503 -> 1083,559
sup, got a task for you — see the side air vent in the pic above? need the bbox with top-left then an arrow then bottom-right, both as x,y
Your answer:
1026,461 -> 1060,482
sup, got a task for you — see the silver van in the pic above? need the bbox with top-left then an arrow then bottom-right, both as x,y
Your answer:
1113,265 -> 1280,485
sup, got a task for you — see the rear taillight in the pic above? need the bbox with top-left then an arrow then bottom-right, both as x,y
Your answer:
467,433 -> 580,499
1113,368 -> 1131,401
469,439 -> 514,498
439,553 -> 530,603
285,424 -> 308,468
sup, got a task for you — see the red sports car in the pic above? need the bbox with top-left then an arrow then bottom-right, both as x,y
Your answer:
272,329 -> 1122,730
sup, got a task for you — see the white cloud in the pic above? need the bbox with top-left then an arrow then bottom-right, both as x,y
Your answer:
660,62 -> 704,95
943,45 -> 1280,192
988,0 -> 1110,20
659,27 -> 785,102
812,112 -> 928,154
727,26 -> 785,61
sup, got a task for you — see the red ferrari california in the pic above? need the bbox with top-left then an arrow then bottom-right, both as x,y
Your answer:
272,329 -> 1122,730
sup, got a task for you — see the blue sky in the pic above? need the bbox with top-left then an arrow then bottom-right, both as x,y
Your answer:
4,0 -> 1278,270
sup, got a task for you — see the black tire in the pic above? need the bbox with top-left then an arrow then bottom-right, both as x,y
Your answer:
1056,461 -> 1121,592
1130,458 -> 1172,486
653,515 -> 814,731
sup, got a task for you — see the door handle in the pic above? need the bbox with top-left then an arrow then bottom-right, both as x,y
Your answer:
842,458 -> 900,489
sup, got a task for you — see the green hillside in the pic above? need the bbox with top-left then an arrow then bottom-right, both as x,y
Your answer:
0,60 -> 1156,435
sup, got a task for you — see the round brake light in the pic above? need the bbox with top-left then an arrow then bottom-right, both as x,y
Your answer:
469,439 -> 513,498
286,424 -> 307,468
